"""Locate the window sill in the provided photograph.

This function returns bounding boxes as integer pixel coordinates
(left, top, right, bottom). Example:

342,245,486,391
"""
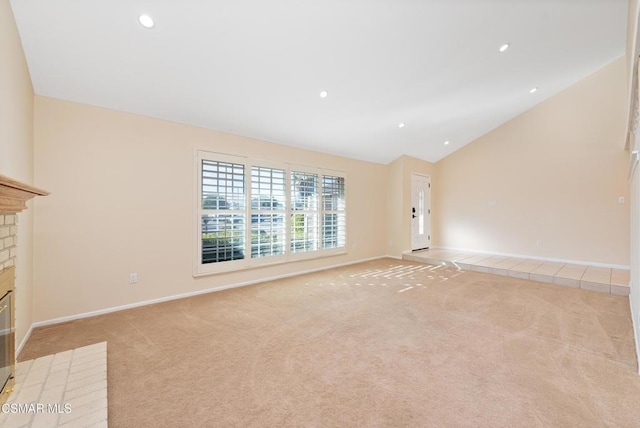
193,249,347,277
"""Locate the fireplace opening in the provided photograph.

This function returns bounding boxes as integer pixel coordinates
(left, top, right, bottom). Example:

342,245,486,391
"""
0,267,14,404
0,290,12,393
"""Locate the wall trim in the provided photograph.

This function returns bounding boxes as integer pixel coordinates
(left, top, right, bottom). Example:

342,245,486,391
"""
428,246,630,270
16,323,33,358
32,255,389,329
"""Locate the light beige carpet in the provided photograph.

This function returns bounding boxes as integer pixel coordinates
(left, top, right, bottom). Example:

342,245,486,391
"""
20,258,640,427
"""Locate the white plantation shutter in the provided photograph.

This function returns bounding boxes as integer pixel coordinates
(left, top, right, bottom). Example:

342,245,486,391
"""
290,172,319,253
250,167,287,258
196,151,347,275
322,175,346,249
201,160,246,264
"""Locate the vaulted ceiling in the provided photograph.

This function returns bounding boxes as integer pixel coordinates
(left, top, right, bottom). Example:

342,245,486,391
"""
11,0,628,164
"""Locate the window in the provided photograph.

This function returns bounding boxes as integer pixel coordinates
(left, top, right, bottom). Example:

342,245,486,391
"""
251,167,286,258
201,160,245,264
196,151,346,275
290,172,318,253
322,175,345,249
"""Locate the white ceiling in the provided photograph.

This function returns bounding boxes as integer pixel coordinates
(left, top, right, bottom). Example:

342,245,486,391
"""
11,0,628,164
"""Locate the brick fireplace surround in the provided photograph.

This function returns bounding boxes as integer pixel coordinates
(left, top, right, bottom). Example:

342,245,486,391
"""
0,213,18,272
0,174,48,405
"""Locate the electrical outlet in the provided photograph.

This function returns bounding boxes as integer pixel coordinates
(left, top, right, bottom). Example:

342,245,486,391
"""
129,273,138,284
536,240,542,247
618,197,625,204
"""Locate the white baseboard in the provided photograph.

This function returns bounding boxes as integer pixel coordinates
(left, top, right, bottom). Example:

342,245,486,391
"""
428,246,630,270
32,255,388,329
16,323,33,358
385,254,402,260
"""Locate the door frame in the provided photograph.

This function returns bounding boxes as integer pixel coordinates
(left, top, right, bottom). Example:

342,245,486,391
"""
410,173,431,251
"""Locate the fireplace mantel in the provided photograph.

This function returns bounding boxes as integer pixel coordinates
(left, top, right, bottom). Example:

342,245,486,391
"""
0,173,49,213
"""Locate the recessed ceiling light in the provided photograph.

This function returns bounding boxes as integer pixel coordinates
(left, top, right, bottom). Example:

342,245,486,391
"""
499,43,510,53
530,87,538,94
398,122,405,128
139,15,154,29
444,140,450,145
319,90,328,98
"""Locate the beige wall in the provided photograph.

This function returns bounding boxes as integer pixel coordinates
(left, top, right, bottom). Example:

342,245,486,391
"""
0,0,35,351
32,96,389,322
434,57,629,266
386,157,403,256
386,155,435,257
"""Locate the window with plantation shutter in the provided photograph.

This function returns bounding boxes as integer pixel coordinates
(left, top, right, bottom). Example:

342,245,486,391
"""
251,166,286,258
196,151,346,276
201,160,245,264
322,175,346,249
290,172,319,253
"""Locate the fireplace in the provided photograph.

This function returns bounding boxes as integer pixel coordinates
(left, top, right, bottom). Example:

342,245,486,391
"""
0,174,48,404
0,267,14,404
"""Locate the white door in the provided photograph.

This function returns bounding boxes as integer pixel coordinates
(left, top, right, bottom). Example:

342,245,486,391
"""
411,173,431,250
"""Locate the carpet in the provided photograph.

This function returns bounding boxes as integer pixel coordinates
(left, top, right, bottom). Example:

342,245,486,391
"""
19,259,640,427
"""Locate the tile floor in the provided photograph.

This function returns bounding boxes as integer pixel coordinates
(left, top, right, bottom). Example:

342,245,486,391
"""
404,249,630,296
0,342,108,428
